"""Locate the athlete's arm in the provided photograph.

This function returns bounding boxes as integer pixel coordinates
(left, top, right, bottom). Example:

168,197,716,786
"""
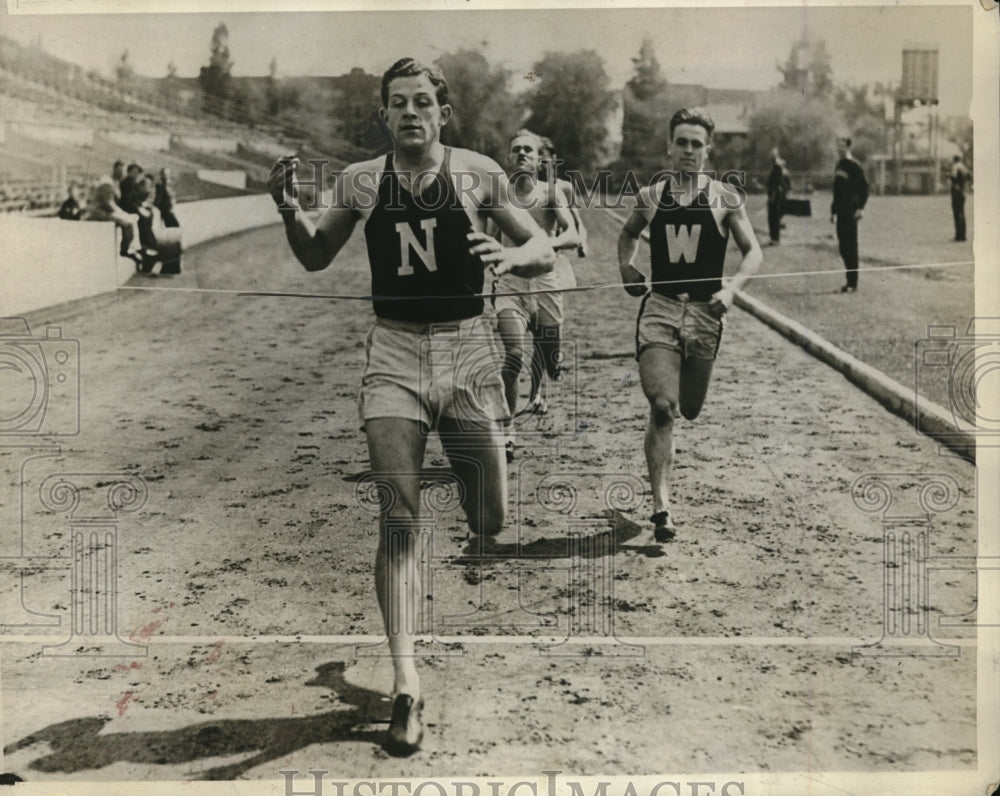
710,193,763,318
559,179,588,256
268,156,359,272
484,217,503,243
854,162,869,221
617,190,649,297
548,195,580,252
570,206,588,256
467,157,554,278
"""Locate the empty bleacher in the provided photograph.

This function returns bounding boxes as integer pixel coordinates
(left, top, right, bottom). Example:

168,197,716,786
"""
0,34,355,214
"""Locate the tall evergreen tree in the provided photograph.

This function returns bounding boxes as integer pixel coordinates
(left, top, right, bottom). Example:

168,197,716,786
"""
619,39,669,178
199,23,234,115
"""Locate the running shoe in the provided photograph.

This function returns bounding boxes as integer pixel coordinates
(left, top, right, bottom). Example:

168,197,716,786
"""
382,694,424,757
651,510,677,543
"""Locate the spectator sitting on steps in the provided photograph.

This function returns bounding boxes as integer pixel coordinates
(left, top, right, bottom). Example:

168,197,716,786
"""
118,163,144,215
83,176,141,263
134,174,183,277
57,183,85,220
154,168,179,228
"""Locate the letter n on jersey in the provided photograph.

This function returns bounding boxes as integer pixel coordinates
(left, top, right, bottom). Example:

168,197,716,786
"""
397,218,438,275
666,224,701,263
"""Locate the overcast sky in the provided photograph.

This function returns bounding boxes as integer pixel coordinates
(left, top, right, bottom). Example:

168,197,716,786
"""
0,4,974,115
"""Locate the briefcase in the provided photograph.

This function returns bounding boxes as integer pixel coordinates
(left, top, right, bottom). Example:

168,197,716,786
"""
783,197,812,217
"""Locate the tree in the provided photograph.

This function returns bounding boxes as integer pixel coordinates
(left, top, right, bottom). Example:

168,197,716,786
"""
808,39,834,97
199,23,234,114
434,49,517,162
627,39,665,102
265,58,280,117
619,39,669,180
264,56,300,119
115,49,135,84
231,79,261,127
834,83,887,163
522,50,617,174
160,59,181,109
941,115,973,166
779,37,833,98
334,67,382,147
748,89,841,174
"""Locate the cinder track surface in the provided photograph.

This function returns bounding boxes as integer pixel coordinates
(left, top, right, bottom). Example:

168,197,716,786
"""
0,208,977,780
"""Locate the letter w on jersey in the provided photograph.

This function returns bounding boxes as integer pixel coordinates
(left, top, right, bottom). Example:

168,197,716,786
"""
397,218,438,275
665,224,701,263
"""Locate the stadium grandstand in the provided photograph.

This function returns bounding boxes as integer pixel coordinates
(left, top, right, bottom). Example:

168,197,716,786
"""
0,35,366,214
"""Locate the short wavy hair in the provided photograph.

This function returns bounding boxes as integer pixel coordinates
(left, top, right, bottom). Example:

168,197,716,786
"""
669,107,716,140
380,58,449,107
509,128,543,149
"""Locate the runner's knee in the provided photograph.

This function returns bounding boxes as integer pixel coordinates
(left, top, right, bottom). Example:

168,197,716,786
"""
502,344,527,371
648,395,679,426
369,477,421,527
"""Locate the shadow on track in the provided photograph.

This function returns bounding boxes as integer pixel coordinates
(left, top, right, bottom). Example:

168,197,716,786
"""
3,661,386,781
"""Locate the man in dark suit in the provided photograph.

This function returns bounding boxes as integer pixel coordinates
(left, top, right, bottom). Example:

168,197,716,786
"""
949,155,971,242
830,136,869,293
766,149,791,244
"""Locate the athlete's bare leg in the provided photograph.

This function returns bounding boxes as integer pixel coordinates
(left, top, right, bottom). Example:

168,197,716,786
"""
638,347,683,516
639,347,716,539
528,327,545,403
496,310,532,456
438,416,507,550
365,417,427,702
536,323,561,381
678,356,715,420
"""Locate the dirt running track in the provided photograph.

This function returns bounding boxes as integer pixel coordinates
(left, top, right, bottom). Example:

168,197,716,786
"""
0,207,978,781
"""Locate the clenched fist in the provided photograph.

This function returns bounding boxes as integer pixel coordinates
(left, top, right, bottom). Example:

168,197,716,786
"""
268,156,300,213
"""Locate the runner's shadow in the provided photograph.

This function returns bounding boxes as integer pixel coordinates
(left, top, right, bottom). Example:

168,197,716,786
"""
344,471,665,559
466,509,665,560
3,661,387,781
343,468,456,484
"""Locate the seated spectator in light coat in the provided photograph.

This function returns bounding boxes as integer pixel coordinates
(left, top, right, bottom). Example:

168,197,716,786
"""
84,176,141,260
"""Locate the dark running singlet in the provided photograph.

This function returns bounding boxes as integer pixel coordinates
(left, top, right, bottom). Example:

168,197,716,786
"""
364,148,484,323
648,183,729,301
